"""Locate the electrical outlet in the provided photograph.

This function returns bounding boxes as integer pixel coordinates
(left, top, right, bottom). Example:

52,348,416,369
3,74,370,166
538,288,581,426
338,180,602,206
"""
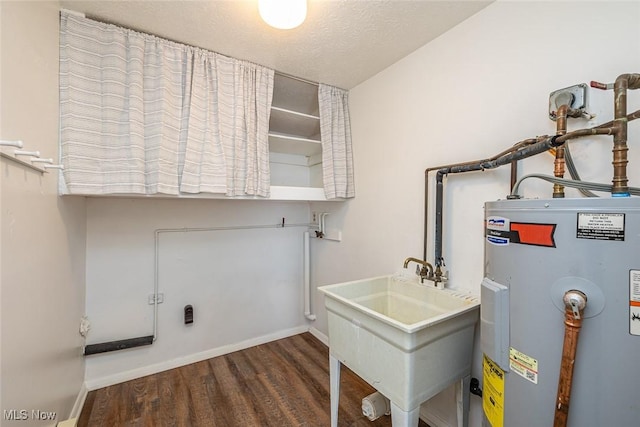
148,293,164,305
312,211,318,224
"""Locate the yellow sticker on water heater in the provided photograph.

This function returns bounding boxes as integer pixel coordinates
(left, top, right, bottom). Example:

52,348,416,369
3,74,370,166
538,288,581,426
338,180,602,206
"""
483,354,504,427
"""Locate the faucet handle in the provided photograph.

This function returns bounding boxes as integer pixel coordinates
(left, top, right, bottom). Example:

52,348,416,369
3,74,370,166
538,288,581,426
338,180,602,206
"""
415,265,421,276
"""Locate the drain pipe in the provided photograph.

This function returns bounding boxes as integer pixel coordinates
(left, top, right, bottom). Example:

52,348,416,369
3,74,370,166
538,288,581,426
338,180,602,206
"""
303,231,316,321
554,290,587,427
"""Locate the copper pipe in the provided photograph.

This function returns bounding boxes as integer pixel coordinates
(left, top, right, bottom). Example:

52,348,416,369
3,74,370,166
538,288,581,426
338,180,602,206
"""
553,108,640,144
612,75,630,195
554,127,615,143
554,290,587,427
553,105,568,198
592,108,640,130
592,74,640,196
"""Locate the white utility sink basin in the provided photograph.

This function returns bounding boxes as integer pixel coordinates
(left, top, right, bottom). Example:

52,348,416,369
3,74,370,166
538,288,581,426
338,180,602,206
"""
319,273,479,427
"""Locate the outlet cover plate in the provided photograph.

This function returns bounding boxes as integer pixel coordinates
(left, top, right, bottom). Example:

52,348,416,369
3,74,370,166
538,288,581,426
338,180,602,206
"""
549,83,587,120
148,293,164,304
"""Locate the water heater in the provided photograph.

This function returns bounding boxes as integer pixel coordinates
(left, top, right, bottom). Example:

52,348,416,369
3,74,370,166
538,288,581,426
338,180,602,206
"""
481,197,640,426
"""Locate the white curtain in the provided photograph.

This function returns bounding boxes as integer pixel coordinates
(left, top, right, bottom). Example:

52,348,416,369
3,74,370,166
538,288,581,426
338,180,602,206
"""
60,12,273,196
319,84,355,199
181,53,273,196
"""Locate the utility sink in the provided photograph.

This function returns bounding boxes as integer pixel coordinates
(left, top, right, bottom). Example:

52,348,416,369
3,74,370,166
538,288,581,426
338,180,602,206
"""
319,273,479,427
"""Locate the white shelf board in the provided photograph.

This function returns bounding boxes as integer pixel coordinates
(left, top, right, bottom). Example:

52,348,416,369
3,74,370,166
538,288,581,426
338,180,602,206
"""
269,133,321,156
269,185,328,201
269,107,320,139
75,186,336,202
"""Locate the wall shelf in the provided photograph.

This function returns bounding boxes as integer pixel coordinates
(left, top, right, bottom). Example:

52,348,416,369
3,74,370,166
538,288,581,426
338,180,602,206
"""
77,186,335,202
268,132,321,156
269,107,320,139
267,73,324,197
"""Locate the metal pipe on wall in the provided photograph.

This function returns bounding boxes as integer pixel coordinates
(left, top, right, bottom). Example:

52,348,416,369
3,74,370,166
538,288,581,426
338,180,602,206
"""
553,105,569,198
510,160,518,192
84,221,313,356
434,172,444,269
612,75,630,196
426,136,561,269
422,138,539,261
303,231,316,321
152,222,313,341
422,74,640,275
591,73,640,196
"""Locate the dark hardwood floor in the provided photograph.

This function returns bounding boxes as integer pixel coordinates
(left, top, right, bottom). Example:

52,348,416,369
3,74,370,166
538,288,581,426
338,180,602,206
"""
78,333,430,426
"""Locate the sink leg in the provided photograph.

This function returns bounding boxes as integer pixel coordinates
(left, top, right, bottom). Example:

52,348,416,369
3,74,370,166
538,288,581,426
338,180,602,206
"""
390,402,420,427
329,354,341,427
456,375,471,427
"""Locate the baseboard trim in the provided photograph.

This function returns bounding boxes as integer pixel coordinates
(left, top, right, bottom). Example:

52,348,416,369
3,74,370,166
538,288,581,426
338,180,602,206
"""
70,382,87,419
57,418,77,427
81,325,449,427
308,326,328,346
85,325,309,390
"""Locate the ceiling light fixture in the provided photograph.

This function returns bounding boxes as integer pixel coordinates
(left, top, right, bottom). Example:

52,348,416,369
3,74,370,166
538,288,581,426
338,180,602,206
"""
258,0,307,30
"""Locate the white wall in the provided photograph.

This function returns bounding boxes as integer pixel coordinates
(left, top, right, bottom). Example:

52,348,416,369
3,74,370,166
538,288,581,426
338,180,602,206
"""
84,198,312,387
312,1,640,426
1,1,87,424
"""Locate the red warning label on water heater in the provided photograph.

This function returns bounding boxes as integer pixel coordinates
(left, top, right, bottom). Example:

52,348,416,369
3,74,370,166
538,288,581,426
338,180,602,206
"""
486,217,556,248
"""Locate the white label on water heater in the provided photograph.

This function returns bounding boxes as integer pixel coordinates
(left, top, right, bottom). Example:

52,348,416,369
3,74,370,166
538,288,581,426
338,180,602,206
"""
486,216,511,246
630,270,640,336
577,213,625,241
509,347,538,384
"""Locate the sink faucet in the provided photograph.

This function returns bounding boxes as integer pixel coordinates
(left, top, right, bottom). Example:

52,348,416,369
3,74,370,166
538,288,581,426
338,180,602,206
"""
403,257,435,284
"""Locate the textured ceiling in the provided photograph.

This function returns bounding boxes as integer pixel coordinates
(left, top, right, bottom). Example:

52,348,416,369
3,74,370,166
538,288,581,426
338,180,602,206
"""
59,0,493,89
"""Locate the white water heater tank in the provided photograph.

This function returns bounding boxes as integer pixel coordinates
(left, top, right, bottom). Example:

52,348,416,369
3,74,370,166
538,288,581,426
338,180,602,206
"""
481,197,640,427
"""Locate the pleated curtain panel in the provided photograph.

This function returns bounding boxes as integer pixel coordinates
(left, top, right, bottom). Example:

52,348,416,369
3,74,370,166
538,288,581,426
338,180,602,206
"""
319,84,355,199
59,11,354,199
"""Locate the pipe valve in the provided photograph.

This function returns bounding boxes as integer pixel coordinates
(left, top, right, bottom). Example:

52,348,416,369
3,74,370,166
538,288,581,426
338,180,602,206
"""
563,290,587,320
